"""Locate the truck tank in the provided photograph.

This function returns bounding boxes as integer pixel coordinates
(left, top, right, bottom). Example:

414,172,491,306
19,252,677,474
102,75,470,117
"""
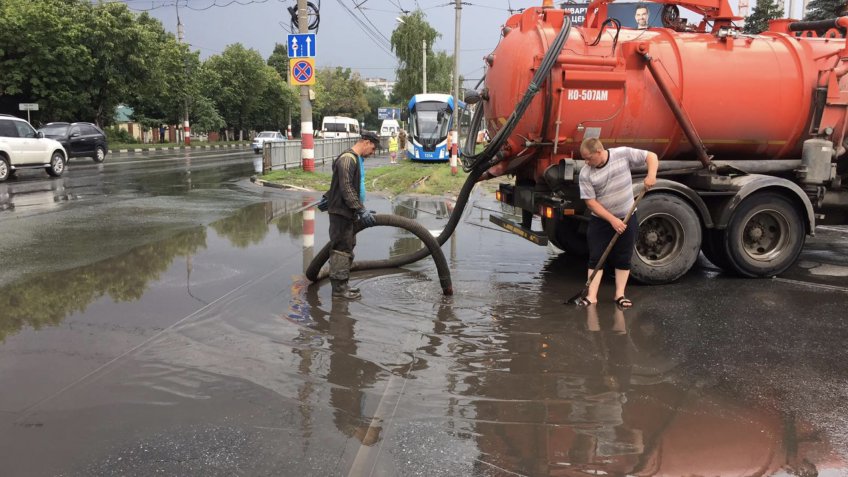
476,1,848,284
483,6,848,182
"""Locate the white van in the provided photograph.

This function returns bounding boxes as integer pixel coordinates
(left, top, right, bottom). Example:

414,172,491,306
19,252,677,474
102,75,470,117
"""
379,119,400,138
320,116,359,139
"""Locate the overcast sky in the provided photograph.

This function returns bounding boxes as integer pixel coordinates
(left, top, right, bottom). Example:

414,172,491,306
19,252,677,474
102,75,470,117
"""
120,0,541,88
121,0,786,89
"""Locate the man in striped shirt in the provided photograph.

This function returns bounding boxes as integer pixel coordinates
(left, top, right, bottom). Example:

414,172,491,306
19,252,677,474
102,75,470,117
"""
578,138,658,308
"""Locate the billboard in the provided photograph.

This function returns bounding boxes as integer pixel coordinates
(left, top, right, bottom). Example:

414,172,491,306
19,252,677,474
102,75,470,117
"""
559,2,666,29
377,107,401,120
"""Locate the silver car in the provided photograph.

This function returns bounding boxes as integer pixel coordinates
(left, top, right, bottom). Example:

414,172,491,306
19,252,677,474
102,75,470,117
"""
251,131,286,154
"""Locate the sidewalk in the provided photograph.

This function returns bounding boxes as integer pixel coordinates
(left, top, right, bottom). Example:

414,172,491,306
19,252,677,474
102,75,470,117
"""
109,143,250,155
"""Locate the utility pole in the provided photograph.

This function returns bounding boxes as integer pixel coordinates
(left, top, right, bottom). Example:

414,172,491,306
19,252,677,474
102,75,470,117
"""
298,0,315,171
422,39,427,94
176,4,190,145
450,0,462,175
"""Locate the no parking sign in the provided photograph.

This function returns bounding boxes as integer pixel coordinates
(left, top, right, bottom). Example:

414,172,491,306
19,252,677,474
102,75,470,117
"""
289,58,315,86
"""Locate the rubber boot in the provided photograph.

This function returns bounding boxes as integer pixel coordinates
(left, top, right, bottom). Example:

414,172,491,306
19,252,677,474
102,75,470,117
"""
347,253,360,294
329,250,361,299
331,279,361,300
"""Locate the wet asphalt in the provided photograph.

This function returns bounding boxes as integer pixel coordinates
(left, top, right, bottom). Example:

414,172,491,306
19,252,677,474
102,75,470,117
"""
1,148,847,476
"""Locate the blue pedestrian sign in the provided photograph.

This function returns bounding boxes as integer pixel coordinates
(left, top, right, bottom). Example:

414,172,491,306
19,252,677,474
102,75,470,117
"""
288,34,316,58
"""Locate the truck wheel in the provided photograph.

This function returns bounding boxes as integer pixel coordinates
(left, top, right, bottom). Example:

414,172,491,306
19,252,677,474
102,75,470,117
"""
632,193,702,284
544,216,589,256
722,192,805,277
46,151,66,177
701,228,733,272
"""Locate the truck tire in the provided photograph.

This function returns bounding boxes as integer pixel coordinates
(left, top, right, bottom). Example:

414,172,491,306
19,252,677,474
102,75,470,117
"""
631,193,702,284
722,192,805,277
701,228,733,272
544,216,589,256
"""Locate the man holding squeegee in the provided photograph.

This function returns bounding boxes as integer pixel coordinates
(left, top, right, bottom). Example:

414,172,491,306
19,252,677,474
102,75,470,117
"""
577,138,658,308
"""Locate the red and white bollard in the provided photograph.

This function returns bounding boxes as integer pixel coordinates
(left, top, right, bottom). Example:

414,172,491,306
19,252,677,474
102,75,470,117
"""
449,130,458,176
184,120,191,146
301,120,314,172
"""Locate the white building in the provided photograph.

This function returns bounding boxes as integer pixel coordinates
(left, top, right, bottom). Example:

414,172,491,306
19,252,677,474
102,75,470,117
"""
364,77,395,99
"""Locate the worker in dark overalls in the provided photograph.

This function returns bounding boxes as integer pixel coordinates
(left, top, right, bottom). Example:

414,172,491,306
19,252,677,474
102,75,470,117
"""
325,130,381,299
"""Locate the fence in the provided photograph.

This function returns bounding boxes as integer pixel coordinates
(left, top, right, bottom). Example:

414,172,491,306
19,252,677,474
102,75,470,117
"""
263,137,359,172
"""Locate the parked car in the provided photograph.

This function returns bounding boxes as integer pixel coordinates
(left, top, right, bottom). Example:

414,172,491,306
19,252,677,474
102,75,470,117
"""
251,131,286,154
0,114,67,182
38,122,108,163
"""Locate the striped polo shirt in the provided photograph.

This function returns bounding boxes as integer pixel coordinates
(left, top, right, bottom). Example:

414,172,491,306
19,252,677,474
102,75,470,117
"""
579,147,647,218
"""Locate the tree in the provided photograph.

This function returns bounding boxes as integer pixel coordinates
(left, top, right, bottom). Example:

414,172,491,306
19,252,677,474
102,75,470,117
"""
0,0,96,122
267,43,290,82
391,10,454,101
804,0,847,21
202,44,269,139
363,86,389,129
744,0,785,33
0,0,189,126
313,67,369,124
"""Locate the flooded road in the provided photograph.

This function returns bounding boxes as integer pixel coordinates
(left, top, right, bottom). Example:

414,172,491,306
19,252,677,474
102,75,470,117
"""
1,150,847,476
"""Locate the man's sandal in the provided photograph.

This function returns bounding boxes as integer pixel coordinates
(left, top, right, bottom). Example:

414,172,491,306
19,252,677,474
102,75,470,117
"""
615,296,633,308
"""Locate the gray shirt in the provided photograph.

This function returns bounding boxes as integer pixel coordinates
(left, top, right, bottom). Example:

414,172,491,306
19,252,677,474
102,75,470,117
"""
579,147,648,218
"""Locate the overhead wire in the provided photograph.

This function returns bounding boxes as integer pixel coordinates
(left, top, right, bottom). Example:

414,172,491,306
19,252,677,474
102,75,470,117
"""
333,0,396,57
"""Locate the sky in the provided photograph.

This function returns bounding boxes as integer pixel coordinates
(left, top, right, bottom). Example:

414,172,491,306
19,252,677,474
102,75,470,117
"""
119,0,797,89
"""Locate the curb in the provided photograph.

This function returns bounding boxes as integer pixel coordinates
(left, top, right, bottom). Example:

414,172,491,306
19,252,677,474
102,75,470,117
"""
250,176,313,191
109,144,249,154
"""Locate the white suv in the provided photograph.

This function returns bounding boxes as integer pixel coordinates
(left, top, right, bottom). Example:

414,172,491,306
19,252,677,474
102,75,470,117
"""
0,114,68,182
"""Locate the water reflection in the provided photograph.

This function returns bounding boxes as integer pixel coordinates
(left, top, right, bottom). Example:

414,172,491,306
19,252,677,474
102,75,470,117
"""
460,301,842,475
389,196,455,257
0,178,72,211
0,227,207,342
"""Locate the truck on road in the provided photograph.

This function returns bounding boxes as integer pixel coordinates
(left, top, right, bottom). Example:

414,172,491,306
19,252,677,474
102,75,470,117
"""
473,0,848,284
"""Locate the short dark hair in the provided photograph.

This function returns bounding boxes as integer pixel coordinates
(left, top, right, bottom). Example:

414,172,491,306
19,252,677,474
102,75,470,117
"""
635,3,648,13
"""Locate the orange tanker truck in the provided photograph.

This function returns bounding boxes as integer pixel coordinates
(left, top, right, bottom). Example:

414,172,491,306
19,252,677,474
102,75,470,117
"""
466,0,848,284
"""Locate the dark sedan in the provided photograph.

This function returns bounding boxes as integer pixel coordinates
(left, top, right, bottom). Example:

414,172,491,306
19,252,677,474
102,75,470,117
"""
39,122,108,163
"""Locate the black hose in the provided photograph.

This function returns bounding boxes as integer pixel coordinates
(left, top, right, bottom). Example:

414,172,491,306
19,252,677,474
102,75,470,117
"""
788,18,844,32
306,14,573,287
305,214,453,295
463,16,573,171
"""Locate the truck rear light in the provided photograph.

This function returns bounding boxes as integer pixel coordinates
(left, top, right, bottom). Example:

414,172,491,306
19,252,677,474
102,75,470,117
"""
563,208,575,215
495,190,503,202
543,206,554,219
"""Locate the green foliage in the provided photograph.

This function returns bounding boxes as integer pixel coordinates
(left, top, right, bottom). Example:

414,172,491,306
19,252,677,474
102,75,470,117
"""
267,43,289,82
363,86,390,129
201,44,293,138
391,11,454,100
313,67,369,125
103,126,138,144
803,0,846,21
744,0,785,33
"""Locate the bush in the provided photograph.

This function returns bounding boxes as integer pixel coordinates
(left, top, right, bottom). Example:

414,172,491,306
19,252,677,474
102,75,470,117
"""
103,126,138,144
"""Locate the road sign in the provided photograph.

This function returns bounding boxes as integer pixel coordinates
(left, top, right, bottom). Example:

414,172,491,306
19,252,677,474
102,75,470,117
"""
18,103,39,111
289,58,315,86
287,34,316,58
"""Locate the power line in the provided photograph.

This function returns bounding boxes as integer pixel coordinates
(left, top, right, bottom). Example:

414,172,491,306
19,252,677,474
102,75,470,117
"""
333,0,396,57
